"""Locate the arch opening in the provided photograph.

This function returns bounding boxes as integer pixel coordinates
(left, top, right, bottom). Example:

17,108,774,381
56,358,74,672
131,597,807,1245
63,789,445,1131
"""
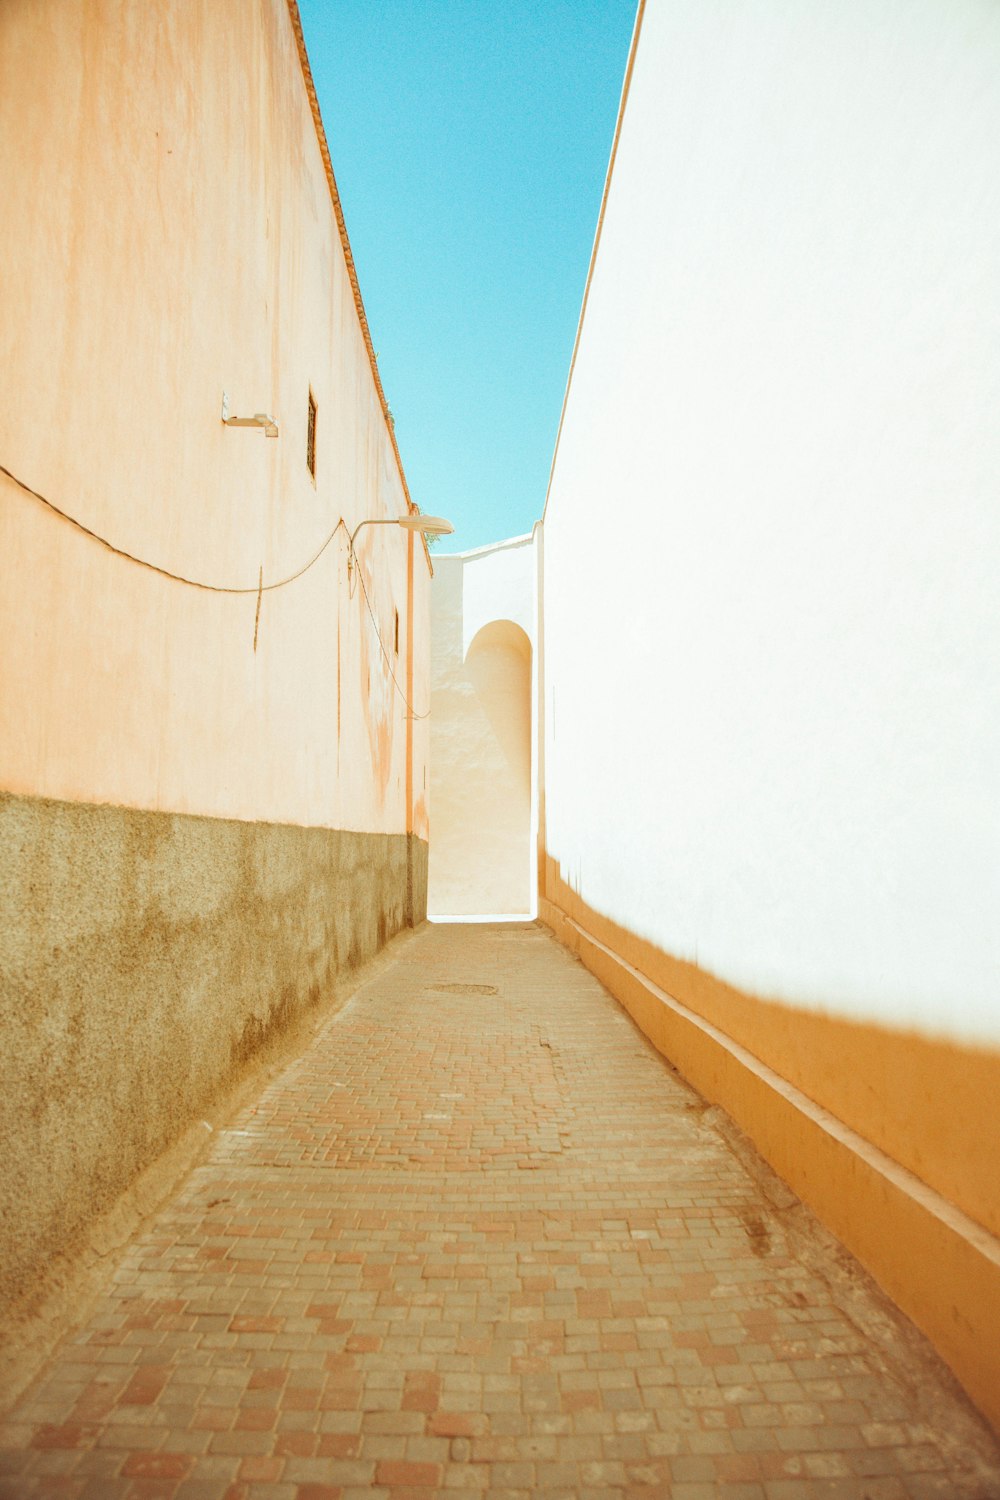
429,617,533,917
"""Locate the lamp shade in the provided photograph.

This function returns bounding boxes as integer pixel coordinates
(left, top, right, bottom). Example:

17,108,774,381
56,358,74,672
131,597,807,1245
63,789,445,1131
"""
398,515,454,536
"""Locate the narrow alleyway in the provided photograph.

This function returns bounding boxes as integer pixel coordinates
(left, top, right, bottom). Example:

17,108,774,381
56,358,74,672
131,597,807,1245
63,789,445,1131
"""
2,922,998,1500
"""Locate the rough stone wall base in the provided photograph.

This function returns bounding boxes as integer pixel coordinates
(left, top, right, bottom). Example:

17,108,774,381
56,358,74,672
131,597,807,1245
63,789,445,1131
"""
0,790,428,1316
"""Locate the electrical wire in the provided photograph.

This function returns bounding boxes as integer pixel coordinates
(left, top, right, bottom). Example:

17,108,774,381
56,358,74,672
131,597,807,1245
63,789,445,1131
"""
354,558,430,720
0,459,347,594
2,456,430,718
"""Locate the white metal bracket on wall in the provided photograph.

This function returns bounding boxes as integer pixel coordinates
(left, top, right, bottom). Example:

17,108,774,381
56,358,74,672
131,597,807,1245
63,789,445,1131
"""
221,390,278,438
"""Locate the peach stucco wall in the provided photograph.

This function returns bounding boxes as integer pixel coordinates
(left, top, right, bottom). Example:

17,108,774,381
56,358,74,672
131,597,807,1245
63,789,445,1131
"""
0,0,430,838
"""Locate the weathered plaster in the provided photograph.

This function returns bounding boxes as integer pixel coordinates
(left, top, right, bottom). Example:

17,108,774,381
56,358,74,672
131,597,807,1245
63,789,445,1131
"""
0,0,431,835
0,789,427,1316
0,0,433,1315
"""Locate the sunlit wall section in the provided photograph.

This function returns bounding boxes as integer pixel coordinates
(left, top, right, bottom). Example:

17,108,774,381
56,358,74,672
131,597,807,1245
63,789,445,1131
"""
539,0,1000,1429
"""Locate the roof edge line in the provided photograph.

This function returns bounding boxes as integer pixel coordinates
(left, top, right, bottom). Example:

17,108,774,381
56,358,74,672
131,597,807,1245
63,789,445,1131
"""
438,531,536,560
285,1,433,574
538,0,647,532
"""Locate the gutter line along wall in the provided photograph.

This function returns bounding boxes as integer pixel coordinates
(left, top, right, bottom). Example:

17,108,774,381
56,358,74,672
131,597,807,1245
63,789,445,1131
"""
0,0,430,1319
539,0,1000,1431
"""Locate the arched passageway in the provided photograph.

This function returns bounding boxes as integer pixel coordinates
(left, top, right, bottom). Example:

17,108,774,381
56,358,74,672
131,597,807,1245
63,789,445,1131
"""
429,617,532,916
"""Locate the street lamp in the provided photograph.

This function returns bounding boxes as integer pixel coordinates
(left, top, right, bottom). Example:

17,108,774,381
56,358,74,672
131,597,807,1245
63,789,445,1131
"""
347,513,453,581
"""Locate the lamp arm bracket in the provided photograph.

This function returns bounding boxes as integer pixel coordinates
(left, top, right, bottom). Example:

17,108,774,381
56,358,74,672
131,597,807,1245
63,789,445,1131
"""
348,517,399,553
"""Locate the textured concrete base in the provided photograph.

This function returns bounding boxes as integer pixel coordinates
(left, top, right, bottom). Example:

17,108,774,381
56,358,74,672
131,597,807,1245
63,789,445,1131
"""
0,789,427,1317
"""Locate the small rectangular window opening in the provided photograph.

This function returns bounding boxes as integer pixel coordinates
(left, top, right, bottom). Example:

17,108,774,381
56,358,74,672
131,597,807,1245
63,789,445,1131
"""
394,608,400,655
306,390,317,478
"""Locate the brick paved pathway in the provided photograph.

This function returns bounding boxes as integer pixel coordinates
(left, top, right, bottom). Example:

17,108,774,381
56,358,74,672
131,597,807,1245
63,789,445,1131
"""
2,922,999,1499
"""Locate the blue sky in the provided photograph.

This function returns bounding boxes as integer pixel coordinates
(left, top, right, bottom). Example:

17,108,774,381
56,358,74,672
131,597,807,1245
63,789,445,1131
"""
297,0,637,552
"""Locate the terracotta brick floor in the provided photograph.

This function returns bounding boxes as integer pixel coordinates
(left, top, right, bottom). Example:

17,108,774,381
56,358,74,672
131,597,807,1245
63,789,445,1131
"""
2,921,999,1499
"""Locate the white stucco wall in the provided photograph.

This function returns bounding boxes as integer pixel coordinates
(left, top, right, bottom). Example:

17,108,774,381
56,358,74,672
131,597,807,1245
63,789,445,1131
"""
459,538,536,662
429,536,538,916
542,0,1000,1044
